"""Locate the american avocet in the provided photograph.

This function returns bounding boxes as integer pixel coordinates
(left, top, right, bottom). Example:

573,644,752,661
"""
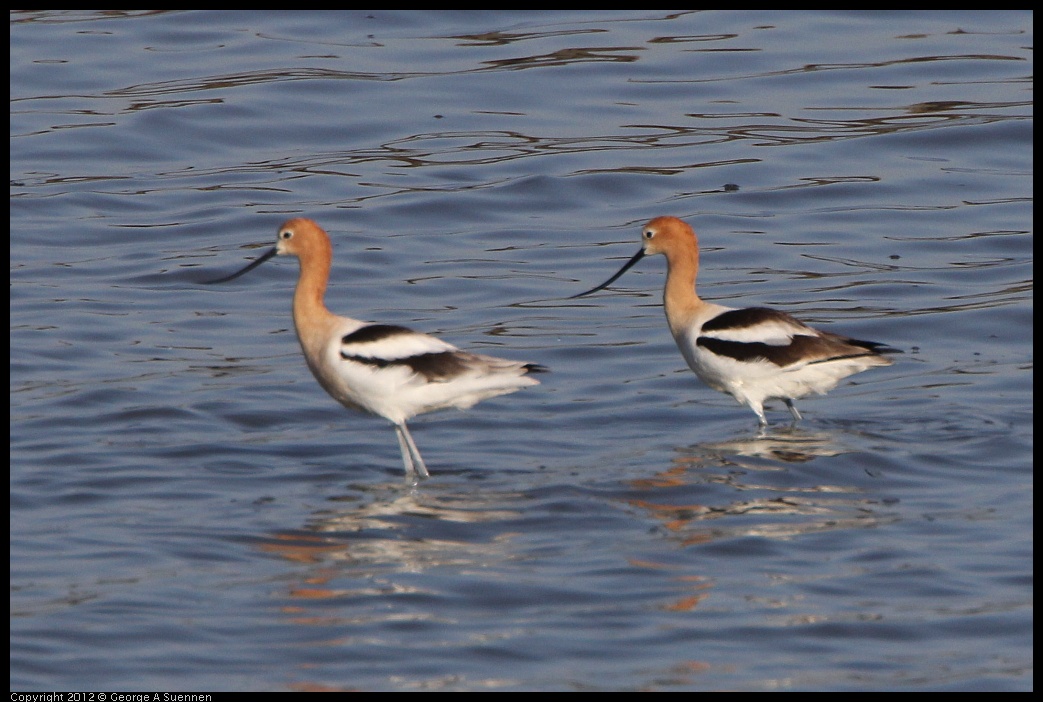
572,216,899,425
207,218,546,478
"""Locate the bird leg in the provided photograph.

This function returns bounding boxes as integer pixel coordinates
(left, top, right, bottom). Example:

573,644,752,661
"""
395,423,430,479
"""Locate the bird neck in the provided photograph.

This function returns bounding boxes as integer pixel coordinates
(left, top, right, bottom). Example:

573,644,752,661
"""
291,251,338,344
662,248,703,336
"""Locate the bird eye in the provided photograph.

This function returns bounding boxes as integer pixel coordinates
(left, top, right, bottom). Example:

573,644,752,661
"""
643,229,654,239
280,229,293,240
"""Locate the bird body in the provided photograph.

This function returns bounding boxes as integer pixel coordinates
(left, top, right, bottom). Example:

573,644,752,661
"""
573,216,898,424
208,218,544,477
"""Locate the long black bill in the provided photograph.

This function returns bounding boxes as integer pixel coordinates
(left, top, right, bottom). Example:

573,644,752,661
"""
202,247,278,284
569,248,645,298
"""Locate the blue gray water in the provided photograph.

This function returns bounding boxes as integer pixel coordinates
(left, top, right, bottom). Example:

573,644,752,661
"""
11,10,1032,691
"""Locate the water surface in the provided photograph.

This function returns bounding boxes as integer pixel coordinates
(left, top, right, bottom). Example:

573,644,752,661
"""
10,10,1032,691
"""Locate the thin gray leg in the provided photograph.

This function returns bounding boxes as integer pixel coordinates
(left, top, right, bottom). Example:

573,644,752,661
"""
395,423,430,478
784,399,802,422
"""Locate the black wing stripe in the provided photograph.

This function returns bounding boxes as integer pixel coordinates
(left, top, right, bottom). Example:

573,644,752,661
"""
698,335,884,368
341,324,415,345
341,350,468,381
702,307,807,333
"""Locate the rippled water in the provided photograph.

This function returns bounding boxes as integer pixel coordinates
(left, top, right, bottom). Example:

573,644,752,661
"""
11,10,1032,691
